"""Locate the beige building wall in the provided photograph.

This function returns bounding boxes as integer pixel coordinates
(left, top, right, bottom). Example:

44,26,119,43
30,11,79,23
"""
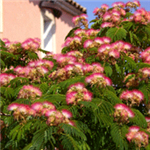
2,0,41,42
0,0,76,54
55,10,75,53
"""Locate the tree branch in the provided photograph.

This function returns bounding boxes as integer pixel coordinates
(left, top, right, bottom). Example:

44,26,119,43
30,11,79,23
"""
0,112,12,116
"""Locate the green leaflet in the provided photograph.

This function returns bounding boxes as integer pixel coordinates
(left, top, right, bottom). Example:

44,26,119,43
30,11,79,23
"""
58,76,85,90
124,56,137,71
41,94,66,102
39,83,49,94
26,51,38,60
130,109,147,128
13,98,31,105
96,27,110,37
46,76,85,94
23,143,33,150
3,87,15,99
104,63,112,77
111,123,128,150
137,62,150,70
31,127,47,150
61,123,87,140
44,126,55,144
0,38,5,46
95,113,113,126
115,63,121,74
139,84,149,103
0,58,5,68
9,77,29,88
106,27,127,42
124,12,133,19
60,134,79,150
65,27,79,40
104,90,122,105
122,21,135,31
91,18,103,29
146,144,150,150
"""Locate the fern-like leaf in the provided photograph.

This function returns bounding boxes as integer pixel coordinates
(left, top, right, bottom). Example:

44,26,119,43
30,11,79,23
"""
9,77,29,88
31,127,47,150
139,84,149,103
104,63,112,77
130,109,147,128
106,27,127,42
60,134,79,150
65,27,79,40
104,90,122,105
111,123,128,150
60,123,87,140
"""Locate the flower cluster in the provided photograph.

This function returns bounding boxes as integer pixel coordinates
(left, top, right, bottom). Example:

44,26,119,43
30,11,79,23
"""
85,73,112,88
130,8,150,24
0,73,16,86
97,40,140,64
49,53,104,82
21,38,41,51
145,117,150,132
138,67,150,81
45,109,74,126
93,1,144,28
120,89,144,106
14,59,53,82
62,29,141,65
93,2,126,28
126,0,141,8
62,36,82,50
2,39,20,54
53,54,77,67
7,102,74,126
28,59,54,69
124,67,150,87
66,83,93,105
83,36,111,49
72,14,88,28
141,47,150,64
114,103,135,124
123,73,139,88
2,38,41,54
74,28,100,38
126,126,149,148
18,85,42,100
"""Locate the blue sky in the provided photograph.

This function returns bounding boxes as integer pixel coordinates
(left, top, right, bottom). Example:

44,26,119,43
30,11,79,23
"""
75,0,150,26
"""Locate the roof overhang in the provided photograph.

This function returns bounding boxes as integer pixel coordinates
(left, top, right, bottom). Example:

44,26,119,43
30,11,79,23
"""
39,0,86,18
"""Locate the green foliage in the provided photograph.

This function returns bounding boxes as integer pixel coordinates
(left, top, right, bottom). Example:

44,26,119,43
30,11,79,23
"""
91,18,103,29
65,27,79,40
104,63,113,77
106,27,127,42
1,1,150,150
111,124,128,150
104,90,122,105
130,109,147,128
96,27,110,37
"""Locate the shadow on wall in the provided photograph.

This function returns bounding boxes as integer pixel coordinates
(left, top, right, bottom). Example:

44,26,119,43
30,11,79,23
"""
29,0,75,28
29,0,40,6
58,9,75,28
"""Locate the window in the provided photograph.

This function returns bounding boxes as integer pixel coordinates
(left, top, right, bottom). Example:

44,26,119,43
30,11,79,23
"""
41,9,56,56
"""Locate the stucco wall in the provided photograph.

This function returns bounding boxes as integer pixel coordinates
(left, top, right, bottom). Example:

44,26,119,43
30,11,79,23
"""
1,0,76,54
55,9,75,54
2,0,41,42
